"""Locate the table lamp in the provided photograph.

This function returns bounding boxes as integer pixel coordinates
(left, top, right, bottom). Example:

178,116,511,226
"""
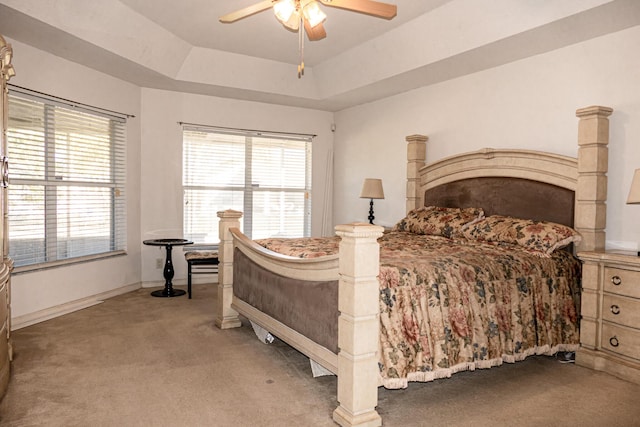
360,178,384,224
626,168,640,255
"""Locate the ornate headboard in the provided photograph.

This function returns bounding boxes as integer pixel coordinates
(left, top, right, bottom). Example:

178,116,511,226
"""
405,105,613,252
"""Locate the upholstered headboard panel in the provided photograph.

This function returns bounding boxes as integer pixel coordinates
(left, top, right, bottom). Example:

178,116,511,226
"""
424,176,575,227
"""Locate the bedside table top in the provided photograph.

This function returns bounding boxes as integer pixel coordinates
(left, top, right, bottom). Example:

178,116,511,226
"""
578,250,640,267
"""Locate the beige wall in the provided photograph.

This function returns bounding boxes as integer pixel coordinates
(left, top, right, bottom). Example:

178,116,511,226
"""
6,39,335,321
139,88,334,284
7,39,142,321
332,25,640,251
7,23,640,322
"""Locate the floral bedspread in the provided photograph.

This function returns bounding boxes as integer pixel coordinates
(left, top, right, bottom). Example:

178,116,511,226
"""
255,231,581,389
256,236,339,258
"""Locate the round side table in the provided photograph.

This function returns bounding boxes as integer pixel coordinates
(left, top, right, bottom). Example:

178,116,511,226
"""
143,238,193,297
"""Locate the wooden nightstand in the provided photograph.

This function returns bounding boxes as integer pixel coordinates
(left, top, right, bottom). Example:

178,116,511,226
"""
577,251,640,384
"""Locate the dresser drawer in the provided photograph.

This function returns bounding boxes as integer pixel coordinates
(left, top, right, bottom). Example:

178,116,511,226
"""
602,294,640,328
603,267,640,299
601,323,640,361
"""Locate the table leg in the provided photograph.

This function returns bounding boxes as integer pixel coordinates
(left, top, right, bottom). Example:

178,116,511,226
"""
151,244,186,297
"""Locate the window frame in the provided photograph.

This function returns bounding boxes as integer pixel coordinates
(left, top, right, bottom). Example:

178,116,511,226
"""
182,124,313,248
7,87,127,272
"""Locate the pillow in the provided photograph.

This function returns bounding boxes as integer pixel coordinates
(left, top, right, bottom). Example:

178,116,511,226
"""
393,206,485,238
462,215,581,256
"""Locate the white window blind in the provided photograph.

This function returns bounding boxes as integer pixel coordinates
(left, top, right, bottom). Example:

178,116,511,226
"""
7,91,127,268
183,125,312,245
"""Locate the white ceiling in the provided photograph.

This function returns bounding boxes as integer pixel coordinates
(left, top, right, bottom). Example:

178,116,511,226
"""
118,0,447,65
1,0,639,111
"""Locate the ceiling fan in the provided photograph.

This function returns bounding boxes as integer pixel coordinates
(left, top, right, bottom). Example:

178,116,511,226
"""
219,0,398,77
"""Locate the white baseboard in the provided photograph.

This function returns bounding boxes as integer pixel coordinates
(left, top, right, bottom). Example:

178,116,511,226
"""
141,280,168,288
141,275,218,288
11,283,141,331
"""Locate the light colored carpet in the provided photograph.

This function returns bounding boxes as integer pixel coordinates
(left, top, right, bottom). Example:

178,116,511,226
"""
1,283,639,427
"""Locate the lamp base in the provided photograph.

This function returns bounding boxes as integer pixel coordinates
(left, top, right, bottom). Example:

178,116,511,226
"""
368,199,375,224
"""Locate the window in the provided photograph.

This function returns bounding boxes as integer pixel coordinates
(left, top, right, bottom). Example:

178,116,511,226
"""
182,125,312,245
7,89,127,268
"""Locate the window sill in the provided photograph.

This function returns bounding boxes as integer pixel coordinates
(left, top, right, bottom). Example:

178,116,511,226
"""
11,250,127,275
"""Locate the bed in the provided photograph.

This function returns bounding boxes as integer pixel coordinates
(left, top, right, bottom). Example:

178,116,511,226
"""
215,105,613,427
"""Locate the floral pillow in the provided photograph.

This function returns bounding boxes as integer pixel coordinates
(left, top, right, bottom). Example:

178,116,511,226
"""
462,215,581,256
393,206,485,238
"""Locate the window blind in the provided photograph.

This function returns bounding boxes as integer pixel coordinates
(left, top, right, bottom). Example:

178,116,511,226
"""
7,92,127,268
182,125,312,245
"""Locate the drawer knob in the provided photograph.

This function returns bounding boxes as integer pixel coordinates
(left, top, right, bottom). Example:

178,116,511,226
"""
610,305,621,315
609,336,620,348
611,275,622,286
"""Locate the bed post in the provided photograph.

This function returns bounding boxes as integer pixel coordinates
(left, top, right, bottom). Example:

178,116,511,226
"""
333,223,384,427
575,106,613,252
406,134,428,214
215,210,243,329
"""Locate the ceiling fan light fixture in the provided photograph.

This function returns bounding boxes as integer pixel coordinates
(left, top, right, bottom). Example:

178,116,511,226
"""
281,13,300,31
274,0,297,24
220,0,398,77
302,1,326,28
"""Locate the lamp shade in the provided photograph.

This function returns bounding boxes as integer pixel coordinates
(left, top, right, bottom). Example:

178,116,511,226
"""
627,169,640,204
360,178,384,199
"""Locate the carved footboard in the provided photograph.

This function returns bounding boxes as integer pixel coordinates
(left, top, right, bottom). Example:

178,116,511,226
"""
217,210,384,427
233,248,340,355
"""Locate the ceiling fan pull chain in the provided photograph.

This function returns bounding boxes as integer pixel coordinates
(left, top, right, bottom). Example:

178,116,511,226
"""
298,14,305,78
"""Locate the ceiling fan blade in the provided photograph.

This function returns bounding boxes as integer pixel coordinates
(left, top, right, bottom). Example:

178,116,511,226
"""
219,0,276,23
318,0,397,19
304,20,327,41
